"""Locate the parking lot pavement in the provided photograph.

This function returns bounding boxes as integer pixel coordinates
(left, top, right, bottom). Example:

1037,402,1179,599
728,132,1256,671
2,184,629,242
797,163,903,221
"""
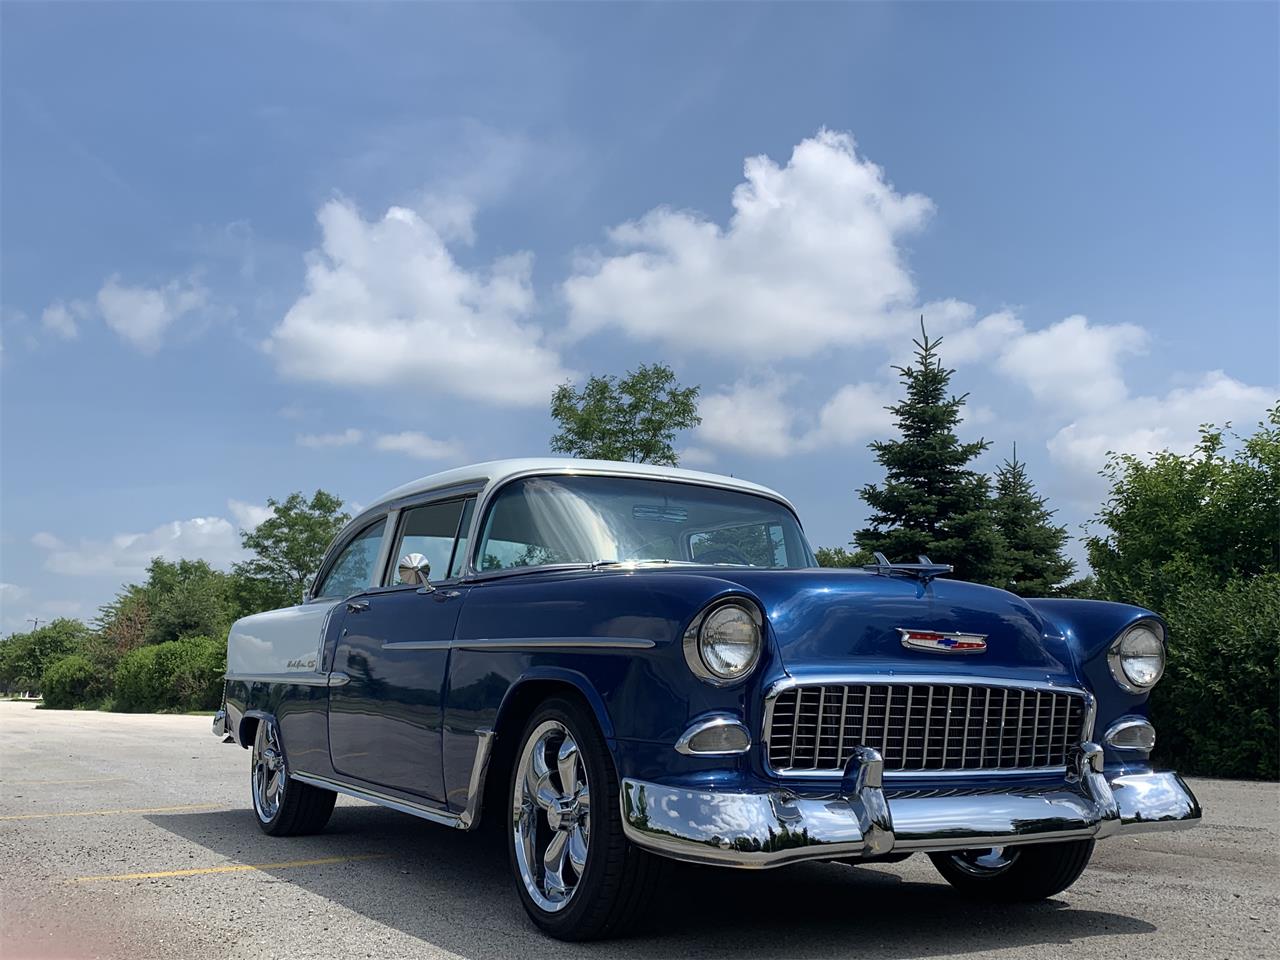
1,701,1275,960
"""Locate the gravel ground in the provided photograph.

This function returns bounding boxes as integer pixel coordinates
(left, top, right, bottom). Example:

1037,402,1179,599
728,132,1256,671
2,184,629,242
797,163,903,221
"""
0,699,1275,960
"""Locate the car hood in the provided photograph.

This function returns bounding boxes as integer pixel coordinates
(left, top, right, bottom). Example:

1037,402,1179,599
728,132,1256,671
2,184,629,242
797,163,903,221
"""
711,569,1077,682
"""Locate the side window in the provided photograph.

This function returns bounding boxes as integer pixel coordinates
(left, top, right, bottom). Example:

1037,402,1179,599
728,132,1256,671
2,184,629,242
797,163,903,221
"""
391,499,466,585
314,520,386,599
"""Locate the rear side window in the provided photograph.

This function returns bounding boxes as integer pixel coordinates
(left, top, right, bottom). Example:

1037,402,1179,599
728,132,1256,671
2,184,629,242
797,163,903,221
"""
390,499,468,584
314,520,386,599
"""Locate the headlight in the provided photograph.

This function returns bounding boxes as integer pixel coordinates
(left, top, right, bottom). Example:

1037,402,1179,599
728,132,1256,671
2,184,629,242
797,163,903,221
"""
1108,621,1166,692
683,601,762,685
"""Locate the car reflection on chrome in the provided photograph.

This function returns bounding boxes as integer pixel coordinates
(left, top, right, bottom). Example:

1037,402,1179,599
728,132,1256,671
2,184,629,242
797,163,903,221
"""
213,458,1200,940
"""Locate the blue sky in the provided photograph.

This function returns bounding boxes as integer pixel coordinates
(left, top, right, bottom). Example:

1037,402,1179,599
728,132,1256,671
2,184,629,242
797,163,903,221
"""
2,1,1277,633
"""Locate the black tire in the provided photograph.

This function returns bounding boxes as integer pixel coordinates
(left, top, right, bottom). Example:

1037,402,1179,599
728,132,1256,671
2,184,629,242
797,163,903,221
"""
929,839,1095,901
251,718,336,837
507,696,664,941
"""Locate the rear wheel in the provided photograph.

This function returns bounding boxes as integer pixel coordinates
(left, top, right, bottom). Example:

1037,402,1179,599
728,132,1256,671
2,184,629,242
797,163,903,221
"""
929,839,1095,901
507,697,662,940
251,718,335,836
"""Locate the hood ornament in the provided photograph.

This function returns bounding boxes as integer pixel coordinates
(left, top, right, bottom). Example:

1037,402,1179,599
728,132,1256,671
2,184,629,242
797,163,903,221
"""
898,628,988,654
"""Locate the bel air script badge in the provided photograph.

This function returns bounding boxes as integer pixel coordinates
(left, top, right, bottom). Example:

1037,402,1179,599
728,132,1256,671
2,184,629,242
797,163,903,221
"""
898,628,988,654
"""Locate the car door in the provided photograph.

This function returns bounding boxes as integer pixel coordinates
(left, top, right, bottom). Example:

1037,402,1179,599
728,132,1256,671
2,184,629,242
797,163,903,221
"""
326,496,475,801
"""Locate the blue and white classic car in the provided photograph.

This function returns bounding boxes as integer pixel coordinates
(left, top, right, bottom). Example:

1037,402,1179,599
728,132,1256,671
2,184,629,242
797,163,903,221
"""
214,458,1200,940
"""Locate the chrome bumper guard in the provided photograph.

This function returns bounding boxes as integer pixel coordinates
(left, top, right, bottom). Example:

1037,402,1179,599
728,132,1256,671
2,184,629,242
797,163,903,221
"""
620,742,1201,869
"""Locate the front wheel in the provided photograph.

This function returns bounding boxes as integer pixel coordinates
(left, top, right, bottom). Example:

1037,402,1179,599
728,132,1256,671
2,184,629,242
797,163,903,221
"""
507,697,663,940
929,839,1095,901
251,718,335,836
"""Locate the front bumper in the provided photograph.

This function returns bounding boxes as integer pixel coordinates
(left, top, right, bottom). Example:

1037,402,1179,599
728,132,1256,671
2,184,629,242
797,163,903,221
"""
620,743,1200,869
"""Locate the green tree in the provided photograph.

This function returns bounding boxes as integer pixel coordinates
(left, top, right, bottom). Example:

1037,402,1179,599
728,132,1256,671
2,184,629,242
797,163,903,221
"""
42,655,102,709
550,363,701,465
815,546,873,568
233,491,350,607
0,619,90,695
855,322,1001,582
989,446,1077,595
143,558,238,645
1085,406,1279,779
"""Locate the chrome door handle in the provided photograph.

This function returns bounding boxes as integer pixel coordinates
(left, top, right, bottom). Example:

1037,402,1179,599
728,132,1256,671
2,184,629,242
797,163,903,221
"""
346,599,370,613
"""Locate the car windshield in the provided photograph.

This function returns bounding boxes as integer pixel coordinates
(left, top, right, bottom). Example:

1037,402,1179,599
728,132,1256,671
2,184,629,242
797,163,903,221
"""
474,475,815,572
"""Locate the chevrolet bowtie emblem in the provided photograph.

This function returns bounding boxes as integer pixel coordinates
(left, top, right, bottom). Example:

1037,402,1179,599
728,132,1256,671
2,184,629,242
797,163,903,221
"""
898,628,988,654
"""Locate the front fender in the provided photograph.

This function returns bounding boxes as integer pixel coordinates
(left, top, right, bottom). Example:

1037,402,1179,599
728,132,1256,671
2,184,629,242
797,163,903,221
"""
1028,598,1166,766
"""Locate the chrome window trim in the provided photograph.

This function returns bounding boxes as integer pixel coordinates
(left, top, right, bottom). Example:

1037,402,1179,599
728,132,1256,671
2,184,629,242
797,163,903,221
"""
674,714,752,756
761,674,1095,780
463,467,812,579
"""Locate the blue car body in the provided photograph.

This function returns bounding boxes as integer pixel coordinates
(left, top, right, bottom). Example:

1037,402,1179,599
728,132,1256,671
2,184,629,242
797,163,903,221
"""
217,458,1199,869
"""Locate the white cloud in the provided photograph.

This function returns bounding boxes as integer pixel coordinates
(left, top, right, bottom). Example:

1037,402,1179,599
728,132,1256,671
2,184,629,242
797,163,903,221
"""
1047,371,1275,474
97,274,209,353
40,300,89,340
564,129,934,359
997,314,1148,412
296,428,363,449
697,377,895,458
0,583,31,605
677,446,717,467
265,198,571,406
32,516,245,577
697,379,801,457
374,431,463,461
227,499,274,531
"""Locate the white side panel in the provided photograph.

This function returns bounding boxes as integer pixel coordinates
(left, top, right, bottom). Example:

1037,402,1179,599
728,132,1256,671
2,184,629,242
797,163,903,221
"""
226,601,341,676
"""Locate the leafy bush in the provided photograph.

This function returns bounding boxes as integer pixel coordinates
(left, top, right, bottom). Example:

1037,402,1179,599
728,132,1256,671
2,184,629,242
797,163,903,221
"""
114,636,225,712
41,655,103,709
1149,573,1279,779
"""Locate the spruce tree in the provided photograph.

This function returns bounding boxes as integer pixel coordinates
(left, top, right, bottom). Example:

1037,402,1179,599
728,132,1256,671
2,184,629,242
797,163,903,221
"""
855,321,1001,582
990,445,1077,595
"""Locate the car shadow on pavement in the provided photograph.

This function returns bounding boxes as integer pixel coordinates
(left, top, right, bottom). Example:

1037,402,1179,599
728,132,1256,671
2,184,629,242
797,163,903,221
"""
148,804,1156,959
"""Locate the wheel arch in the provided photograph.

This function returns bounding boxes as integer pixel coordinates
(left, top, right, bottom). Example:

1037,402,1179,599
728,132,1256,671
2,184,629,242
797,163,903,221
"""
478,673,615,831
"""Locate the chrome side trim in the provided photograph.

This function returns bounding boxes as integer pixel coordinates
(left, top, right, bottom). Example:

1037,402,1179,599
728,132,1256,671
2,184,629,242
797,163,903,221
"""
224,672,333,687
382,640,452,651
291,772,463,829
762,674,1091,779
674,715,752,756
457,729,495,830
453,637,656,650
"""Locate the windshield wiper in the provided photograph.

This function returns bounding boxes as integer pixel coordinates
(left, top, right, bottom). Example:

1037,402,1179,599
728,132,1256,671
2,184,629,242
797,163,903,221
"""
589,558,700,569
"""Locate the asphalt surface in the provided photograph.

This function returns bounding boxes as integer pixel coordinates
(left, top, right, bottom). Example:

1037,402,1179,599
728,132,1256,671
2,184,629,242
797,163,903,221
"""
0,700,1275,960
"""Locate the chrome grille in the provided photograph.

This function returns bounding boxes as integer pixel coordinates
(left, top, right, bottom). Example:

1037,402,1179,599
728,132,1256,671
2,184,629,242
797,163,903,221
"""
765,682,1086,774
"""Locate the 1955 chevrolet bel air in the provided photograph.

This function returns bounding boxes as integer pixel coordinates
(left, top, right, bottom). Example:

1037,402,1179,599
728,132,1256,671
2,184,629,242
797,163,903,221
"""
214,458,1200,940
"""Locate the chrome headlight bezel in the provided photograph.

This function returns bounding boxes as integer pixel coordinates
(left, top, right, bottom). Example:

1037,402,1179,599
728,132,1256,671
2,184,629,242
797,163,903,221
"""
682,599,763,686
1107,620,1167,693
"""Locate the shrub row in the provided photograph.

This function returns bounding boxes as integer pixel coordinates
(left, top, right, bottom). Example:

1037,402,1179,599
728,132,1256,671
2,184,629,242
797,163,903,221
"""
41,635,225,713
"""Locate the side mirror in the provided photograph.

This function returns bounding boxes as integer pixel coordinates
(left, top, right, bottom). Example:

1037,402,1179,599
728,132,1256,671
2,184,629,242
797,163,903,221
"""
397,553,434,593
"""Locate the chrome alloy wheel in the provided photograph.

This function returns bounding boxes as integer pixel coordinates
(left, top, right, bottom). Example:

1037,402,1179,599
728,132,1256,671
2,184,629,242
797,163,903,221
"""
513,720,591,913
252,720,287,823
947,846,1020,877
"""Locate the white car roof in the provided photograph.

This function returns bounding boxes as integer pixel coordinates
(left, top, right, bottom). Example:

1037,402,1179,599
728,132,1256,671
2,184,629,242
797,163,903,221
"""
363,458,794,515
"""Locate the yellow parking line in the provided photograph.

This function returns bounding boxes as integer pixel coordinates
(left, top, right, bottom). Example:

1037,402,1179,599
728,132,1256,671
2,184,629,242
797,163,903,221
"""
71,854,391,882
0,803,222,821
2,777,127,785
